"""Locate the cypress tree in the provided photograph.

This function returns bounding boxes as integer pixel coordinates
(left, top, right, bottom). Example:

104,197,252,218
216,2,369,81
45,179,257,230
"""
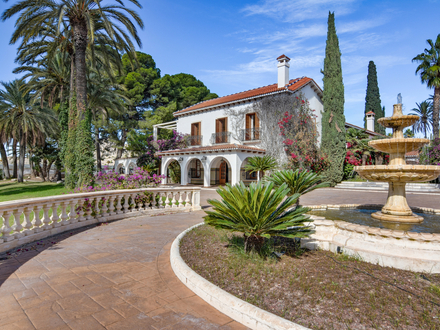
321,12,346,186
364,61,385,134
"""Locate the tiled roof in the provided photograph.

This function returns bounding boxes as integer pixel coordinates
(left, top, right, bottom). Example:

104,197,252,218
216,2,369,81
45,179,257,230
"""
366,111,375,115
345,122,384,137
174,77,319,116
155,144,266,156
277,54,291,61
405,150,419,157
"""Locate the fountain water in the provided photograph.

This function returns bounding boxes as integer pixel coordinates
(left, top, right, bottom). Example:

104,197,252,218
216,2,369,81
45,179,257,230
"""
355,103,440,223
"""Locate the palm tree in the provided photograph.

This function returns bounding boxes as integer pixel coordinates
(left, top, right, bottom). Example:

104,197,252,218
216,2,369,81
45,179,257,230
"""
264,169,330,205
204,181,312,253
244,155,278,181
409,101,433,138
2,0,143,120
412,34,440,139
87,70,129,170
0,80,59,182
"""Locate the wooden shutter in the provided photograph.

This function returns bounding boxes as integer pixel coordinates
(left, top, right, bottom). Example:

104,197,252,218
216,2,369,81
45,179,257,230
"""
255,114,260,139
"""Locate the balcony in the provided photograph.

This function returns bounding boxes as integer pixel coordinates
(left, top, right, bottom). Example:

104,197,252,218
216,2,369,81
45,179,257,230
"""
240,128,261,141
187,135,203,146
211,132,231,144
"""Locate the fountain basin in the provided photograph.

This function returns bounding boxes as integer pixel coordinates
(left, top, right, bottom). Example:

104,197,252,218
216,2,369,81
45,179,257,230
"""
302,204,440,273
377,115,419,129
368,138,429,154
355,165,440,183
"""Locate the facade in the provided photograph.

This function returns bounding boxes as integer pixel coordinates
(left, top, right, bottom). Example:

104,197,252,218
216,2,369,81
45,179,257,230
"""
156,55,324,187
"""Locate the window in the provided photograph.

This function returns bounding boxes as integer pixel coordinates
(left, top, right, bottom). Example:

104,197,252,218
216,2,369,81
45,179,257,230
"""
191,122,201,145
245,113,260,140
215,118,228,143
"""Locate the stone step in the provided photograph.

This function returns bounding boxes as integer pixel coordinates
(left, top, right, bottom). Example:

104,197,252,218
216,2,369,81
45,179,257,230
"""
335,181,440,192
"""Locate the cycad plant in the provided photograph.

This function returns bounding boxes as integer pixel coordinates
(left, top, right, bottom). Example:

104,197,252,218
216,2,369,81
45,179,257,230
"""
204,181,312,253
264,169,330,205
244,155,277,181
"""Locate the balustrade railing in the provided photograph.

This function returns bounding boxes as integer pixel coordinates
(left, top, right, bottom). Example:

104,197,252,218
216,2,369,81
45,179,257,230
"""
211,132,231,144
187,135,203,146
0,187,201,253
240,127,261,141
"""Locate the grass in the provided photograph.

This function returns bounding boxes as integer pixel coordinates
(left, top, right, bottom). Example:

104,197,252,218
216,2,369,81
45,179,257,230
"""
180,225,440,330
0,180,70,203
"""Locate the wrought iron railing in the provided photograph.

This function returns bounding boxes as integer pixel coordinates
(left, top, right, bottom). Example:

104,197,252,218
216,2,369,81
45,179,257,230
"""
240,128,261,141
187,135,203,146
211,132,231,144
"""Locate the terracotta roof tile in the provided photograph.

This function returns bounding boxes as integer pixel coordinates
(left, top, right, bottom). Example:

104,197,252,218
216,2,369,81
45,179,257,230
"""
277,54,291,61
174,77,317,116
405,150,419,157
366,111,375,115
155,144,266,156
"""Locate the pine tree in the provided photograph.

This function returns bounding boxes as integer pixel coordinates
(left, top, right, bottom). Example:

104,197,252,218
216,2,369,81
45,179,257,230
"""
364,61,384,134
321,12,346,186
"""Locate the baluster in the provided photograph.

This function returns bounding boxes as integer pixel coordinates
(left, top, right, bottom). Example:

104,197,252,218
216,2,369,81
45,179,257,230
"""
84,198,93,221
134,193,141,212
171,192,177,208
123,194,130,213
1,210,13,242
184,191,191,208
160,192,166,208
42,204,52,230
191,190,200,209
60,202,69,226
12,208,23,239
107,196,116,215
51,202,61,227
95,197,101,218
178,192,184,208
129,193,136,212
101,196,109,217
116,195,123,214
32,205,43,232
68,200,78,223
77,200,86,222
165,192,171,209
23,207,34,235
151,192,157,209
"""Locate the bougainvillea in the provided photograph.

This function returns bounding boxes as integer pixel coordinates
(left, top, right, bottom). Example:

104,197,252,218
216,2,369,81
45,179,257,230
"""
420,138,440,166
278,98,330,173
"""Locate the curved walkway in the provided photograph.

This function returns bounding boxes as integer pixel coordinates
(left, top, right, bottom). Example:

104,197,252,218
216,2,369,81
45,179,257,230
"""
1,188,439,329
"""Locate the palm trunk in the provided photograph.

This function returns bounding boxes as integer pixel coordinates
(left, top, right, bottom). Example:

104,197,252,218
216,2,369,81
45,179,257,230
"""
95,122,102,171
12,139,17,178
433,86,440,139
47,160,55,181
41,159,47,182
116,129,127,159
73,21,88,120
18,135,26,183
69,53,76,129
0,142,10,179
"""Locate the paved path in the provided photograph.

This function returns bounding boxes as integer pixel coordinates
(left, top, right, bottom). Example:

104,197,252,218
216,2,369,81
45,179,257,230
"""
1,187,440,329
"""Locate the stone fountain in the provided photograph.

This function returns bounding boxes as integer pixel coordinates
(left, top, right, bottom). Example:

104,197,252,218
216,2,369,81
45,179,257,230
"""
355,102,440,223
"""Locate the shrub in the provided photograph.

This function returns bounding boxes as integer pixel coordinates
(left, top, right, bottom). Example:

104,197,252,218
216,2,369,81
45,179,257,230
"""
204,181,312,254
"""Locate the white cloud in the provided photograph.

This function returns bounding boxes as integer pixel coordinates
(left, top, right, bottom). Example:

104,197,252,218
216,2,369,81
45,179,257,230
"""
242,0,357,23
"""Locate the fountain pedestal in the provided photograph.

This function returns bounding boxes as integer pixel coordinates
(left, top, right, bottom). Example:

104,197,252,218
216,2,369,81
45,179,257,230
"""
355,103,440,223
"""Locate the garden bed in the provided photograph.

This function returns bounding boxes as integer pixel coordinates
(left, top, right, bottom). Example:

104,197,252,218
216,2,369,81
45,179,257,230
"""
180,224,440,330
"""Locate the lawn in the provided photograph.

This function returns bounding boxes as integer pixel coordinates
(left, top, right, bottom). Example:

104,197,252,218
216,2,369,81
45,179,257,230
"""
0,181,70,203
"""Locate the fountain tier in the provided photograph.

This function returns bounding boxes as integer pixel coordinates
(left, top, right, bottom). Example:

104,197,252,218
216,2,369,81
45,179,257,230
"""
355,103,440,223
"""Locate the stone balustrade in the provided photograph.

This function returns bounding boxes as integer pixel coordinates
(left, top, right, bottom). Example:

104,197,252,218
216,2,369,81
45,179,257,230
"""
0,187,201,254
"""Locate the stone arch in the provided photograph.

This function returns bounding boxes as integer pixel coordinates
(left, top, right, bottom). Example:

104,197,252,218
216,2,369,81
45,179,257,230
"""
163,158,181,184
184,157,205,185
239,156,258,183
116,164,125,175
209,156,233,185
128,162,136,175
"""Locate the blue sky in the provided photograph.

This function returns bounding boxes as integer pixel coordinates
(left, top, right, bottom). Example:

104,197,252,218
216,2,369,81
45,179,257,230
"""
0,0,439,129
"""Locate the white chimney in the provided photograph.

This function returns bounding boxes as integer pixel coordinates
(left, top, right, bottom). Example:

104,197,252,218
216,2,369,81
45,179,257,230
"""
366,111,375,132
277,54,290,88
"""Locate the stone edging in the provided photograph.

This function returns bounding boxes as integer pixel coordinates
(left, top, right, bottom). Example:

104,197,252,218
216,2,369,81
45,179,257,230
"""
170,223,309,330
